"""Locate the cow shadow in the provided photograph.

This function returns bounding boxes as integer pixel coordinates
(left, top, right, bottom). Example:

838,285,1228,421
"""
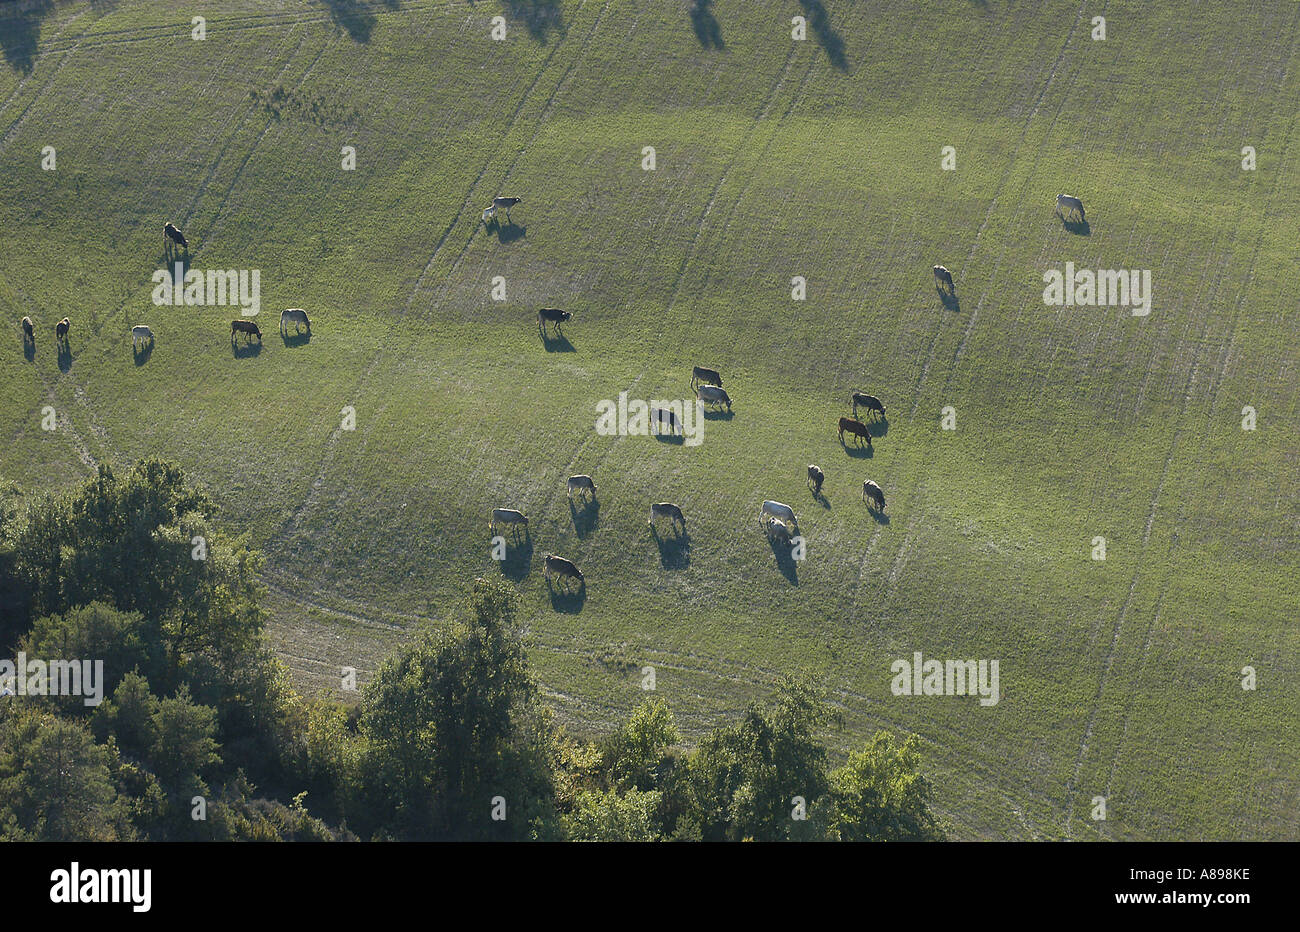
132,340,154,366
701,407,733,421
1062,218,1091,236
231,338,263,358
768,538,799,585
689,0,724,49
938,287,960,312
798,0,847,71
22,338,35,362
840,439,873,458
652,431,685,446
162,246,190,272
810,489,830,509
56,339,72,372
498,536,534,581
867,506,890,525
281,329,311,348
569,496,600,538
651,525,691,570
867,416,889,438
538,328,574,352
493,221,526,243
547,579,586,613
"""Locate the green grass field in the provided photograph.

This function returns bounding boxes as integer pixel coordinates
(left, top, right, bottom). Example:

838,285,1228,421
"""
1,0,1296,840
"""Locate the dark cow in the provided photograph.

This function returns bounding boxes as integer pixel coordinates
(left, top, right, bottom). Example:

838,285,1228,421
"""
852,392,886,421
649,502,686,532
838,416,872,447
567,475,596,500
862,479,886,511
691,365,722,389
55,317,70,342
538,307,571,334
807,464,824,495
543,553,583,590
163,222,188,252
933,265,954,293
650,407,682,436
231,319,262,342
21,316,33,343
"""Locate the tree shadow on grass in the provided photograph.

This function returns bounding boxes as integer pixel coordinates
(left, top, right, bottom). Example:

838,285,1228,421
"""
569,495,600,538
499,0,566,43
651,525,690,570
798,0,846,71
689,0,723,49
768,537,799,585
498,536,533,581
318,0,381,42
0,0,53,76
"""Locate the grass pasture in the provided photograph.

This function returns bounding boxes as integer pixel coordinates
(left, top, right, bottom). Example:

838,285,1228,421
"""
0,0,1296,840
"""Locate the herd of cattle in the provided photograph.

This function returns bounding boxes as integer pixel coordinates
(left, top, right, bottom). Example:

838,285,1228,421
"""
15,193,1088,596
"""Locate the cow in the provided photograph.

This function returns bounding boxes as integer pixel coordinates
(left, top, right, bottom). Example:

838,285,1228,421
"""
862,479,886,511
1055,194,1085,224
766,516,793,546
649,502,686,532
231,319,262,342
55,317,70,342
538,307,571,334
852,392,886,421
485,196,521,224
489,508,529,538
163,222,188,252
691,365,722,389
543,553,583,590
567,475,596,500
838,416,872,448
933,264,954,293
759,500,797,530
280,308,311,334
650,407,681,436
131,325,153,348
21,316,33,343
807,464,824,496
697,383,732,412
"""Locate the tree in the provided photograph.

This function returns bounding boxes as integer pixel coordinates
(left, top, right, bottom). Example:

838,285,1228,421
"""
821,732,945,841
564,788,663,841
598,698,679,793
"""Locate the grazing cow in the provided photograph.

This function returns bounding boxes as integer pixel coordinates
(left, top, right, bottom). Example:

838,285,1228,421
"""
231,319,262,342
650,407,681,436
489,508,529,537
538,307,571,334
691,365,722,389
933,265,954,293
55,318,70,342
1055,194,1085,223
766,516,793,546
759,499,797,530
131,325,153,348
567,475,596,500
851,392,886,421
697,384,732,412
807,464,824,495
489,196,521,223
163,222,188,251
280,308,311,334
21,316,33,342
649,502,686,531
838,416,872,447
862,479,886,511
543,553,583,590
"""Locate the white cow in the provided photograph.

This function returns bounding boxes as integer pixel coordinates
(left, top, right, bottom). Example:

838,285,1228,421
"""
759,500,797,529
131,325,153,348
697,384,732,412
489,508,529,536
1055,193,1085,223
280,308,311,334
567,475,597,499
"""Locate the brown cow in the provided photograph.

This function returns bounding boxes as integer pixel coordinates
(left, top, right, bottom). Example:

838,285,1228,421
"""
543,553,583,590
838,416,872,447
21,316,34,342
231,319,262,342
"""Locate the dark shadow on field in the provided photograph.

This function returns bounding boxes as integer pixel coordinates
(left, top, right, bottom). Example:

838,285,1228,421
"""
689,0,723,49
798,1,847,71
1062,218,1091,236
491,221,525,244
231,337,262,358
159,251,190,282
701,407,733,421
499,0,566,43
0,0,52,75
546,578,586,613
132,339,154,366
317,0,381,42
938,287,960,312
498,536,533,581
867,416,888,438
810,489,830,509
569,495,600,538
652,430,685,445
56,338,72,372
538,328,574,352
866,505,890,525
651,524,690,570
840,437,872,458
281,329,311,348
768,537,799,585
22,337,35,362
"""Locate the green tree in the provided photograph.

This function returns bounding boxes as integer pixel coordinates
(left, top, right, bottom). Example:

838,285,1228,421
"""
564,788,663,841
821,732,945,841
